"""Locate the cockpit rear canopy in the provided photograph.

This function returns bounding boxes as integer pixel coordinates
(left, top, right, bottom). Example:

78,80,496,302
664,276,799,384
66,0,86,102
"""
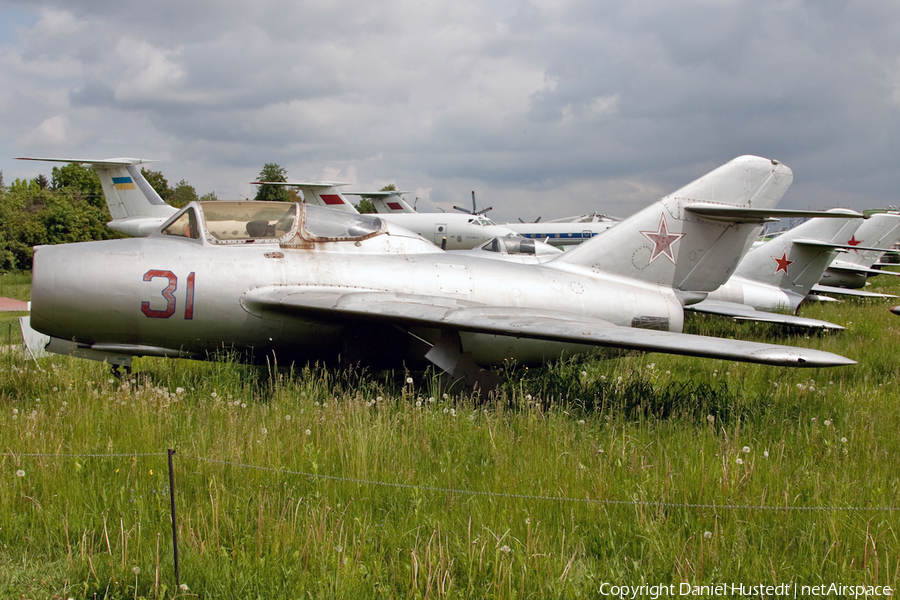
158,201,384,244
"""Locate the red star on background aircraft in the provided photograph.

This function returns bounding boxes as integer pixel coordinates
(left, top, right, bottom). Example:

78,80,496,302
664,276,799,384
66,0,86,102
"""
772,251,794,274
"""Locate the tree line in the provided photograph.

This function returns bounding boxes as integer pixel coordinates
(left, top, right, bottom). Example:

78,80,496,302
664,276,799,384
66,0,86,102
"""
0,162,384,272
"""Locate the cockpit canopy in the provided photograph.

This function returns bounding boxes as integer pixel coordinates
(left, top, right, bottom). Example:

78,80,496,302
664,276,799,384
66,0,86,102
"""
159,201,384,244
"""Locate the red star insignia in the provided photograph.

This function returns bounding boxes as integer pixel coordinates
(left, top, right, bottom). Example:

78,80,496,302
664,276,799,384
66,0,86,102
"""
847,235,862,253
640,214,685,265
772,251,794,275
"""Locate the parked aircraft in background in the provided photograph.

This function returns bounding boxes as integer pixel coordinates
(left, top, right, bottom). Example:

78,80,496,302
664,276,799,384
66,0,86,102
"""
814,212,900,295
685,209,886,329
17,157,176,236
259,182,522,250
348,188,621,248
27,155,855,391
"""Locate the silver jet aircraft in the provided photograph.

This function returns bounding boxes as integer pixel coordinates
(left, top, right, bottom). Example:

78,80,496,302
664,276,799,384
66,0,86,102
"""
28,155,854,387
814,212,900,295
686,209,882,329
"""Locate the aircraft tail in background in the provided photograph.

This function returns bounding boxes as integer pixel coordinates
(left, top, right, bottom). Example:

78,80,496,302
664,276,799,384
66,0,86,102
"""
17,157,177,237
345,191,416,214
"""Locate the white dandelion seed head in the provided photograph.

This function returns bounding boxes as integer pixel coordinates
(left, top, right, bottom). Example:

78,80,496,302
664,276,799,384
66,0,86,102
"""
211,392,217,398
704,531,712,539
578,419,585,425
260,427,268,435
824,420,831,426
132,566,140,575
742,446,750,454
285,415,291,421
735,458,743,465
581,371,587,377
16,470,25,477
500,545,511,553
707,415,715,424
525,517,531,525
179,584,189,591
841,437,848,444
763,450,769,458
416,400,422,407
240,403,247,409
442,393,449,400
305,429,312,436
12,408,18,414
406,377,413,384
376,396,383,402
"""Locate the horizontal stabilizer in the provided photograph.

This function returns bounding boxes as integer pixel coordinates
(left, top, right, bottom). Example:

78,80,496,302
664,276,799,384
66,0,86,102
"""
792,239,900,253
17,157,159,167
251,181,350,188
686,300,844,330
684,206,864,223
242,286,855,367
826,264,900,277
810,284,898,299
344,191,410,198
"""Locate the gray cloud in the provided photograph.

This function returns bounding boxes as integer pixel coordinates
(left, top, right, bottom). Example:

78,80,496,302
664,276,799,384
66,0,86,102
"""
2,0,900,221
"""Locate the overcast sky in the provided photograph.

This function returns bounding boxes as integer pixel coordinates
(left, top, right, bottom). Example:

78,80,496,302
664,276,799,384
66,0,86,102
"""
1,0,899,221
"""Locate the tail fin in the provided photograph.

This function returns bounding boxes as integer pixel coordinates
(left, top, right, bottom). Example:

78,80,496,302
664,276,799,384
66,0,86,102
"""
734,210,862,294
17,157,177,236
286,182,359,213
831,212,900,269
554,156,793,292
345,191,416,213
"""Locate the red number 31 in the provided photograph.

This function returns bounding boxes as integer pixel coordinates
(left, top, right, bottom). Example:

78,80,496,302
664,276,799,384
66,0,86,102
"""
141,270,195,319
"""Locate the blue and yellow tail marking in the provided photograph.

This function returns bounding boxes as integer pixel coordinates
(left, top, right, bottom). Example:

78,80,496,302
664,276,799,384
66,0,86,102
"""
112,176,136,191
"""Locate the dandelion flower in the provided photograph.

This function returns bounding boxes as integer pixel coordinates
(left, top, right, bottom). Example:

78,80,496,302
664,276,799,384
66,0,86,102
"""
763,450,769,458
500,545,511,554
260,427,268,435
240,403,247,409
132,566,140,575
824,420,831,426
285,415,291,421
416,400,422,407
581,371,588,377
525,517,531,525
525,394,532,401
442,393,449,400
707,415,715,425
16,470,25,478
578,419,585,425
305,429,312,436
450,408,456,417
406,377,413,384
841,437,847,444
735,458,743,465
703,531,712,539
180,584,189,591
742,446,750,454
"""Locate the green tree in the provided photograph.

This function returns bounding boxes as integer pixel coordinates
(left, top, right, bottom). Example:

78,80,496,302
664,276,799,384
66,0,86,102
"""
354,198,376,213
170,179,199,208
254,163,290,202
199,191,218,202
51,163,104,208
141,168,172,202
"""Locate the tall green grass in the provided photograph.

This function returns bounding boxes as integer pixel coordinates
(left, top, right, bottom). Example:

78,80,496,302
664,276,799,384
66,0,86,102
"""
1,271,899,598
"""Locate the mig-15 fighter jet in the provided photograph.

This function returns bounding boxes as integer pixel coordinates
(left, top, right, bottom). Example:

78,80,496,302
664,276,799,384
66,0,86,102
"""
27,155,854,387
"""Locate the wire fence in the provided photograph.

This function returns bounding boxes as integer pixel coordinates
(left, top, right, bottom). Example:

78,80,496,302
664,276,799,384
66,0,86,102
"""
9,450,900,513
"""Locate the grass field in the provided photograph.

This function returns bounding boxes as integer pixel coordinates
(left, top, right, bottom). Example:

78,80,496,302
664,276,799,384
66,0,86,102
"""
1,271,899,598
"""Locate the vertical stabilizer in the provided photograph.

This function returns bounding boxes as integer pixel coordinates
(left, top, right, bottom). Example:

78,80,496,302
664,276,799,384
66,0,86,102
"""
555,156,793,293
735,210,862,294
347,192,416,214
290,183,359,214
831,212,900,269
16,157,177,236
